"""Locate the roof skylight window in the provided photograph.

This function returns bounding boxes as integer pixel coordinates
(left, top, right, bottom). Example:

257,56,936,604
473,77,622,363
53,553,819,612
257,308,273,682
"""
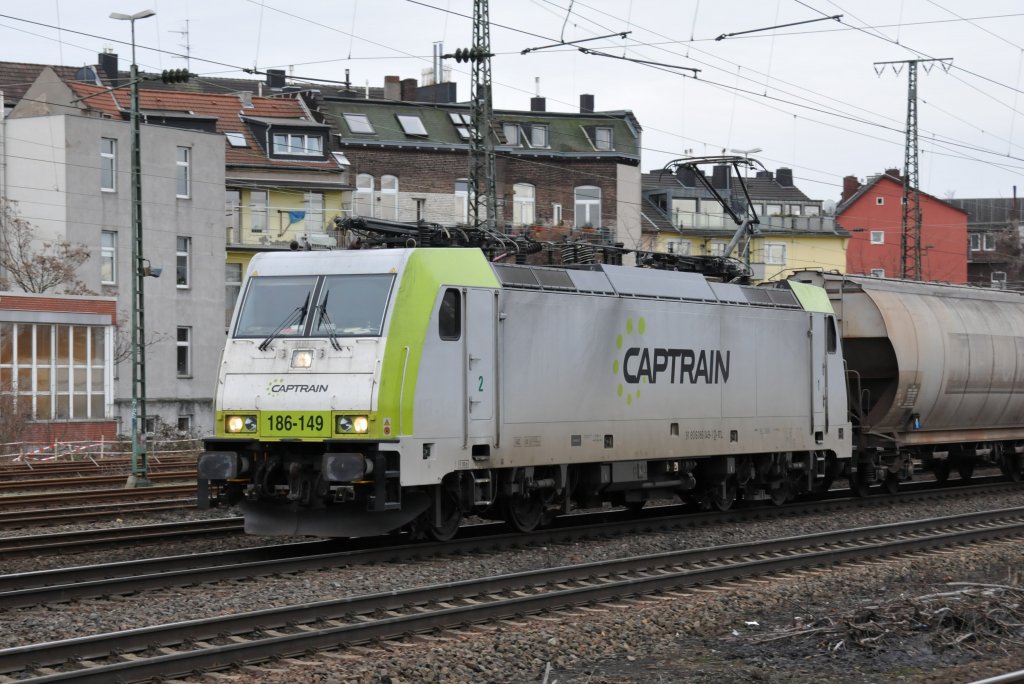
397,114,428,136
225,132,248,147
343,113,375,134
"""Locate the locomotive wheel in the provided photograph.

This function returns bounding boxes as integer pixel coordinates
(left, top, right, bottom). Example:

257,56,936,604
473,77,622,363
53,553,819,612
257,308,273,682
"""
957,461,975,482
503,492,545,532
710,480,737,511
769,483,790,506
427,486,463,542
933,460,951,483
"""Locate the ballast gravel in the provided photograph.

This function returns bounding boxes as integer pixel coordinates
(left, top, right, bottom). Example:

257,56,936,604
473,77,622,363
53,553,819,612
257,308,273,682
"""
2,488,1024,683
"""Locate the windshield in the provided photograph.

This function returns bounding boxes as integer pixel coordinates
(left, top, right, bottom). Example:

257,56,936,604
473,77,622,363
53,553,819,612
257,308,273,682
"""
314,274,395,337
234,275,317,338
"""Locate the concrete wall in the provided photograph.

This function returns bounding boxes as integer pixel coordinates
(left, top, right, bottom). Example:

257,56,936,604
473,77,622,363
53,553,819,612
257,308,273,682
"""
3,114,226,435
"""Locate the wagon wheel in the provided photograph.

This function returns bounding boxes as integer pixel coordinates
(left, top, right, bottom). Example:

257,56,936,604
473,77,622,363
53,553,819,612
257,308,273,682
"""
957,460,975,482
1001,455,1023,482
503,491,545,533
426,479,463,542
933,460,951,484
882,473,900,495
849,473,871,498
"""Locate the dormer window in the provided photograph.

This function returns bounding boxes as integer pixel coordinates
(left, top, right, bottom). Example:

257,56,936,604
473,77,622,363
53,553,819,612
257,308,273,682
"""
503,123,548,148
343,113,375,134
272,133,323,156
449,112,473,140
397,114,428,136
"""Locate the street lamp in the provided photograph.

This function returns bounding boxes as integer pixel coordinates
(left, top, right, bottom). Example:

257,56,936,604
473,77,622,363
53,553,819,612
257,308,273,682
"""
111,8,155,487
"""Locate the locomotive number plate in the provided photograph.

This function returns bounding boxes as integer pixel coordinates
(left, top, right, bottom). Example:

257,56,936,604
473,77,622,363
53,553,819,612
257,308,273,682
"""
262,412,330,437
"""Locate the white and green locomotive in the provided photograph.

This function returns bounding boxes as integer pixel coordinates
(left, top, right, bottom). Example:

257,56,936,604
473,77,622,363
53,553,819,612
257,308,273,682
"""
199,248,851,538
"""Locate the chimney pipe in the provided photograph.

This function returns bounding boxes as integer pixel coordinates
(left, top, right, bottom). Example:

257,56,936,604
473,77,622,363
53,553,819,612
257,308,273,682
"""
842,175,861,202
98,51,119,85
266,69,286,89
433,42,443,86
776,168,793,187
580,93,594,113
383,75,401,100
400,78,418,101
712,165,730,190
531,97,546,112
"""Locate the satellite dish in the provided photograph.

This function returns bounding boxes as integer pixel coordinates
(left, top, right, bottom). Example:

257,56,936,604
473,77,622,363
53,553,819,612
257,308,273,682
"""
822,199,837,215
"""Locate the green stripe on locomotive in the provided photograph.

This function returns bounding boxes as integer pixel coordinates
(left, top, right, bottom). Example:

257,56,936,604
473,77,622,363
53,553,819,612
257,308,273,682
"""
376,249,500,436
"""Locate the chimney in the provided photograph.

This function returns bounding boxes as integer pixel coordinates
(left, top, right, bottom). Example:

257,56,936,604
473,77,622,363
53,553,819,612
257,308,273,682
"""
400,78,418,101
383,75,401,100
580,93,594,113
756,170,773,180
98,51,119,85
266,69,286,89
530,97,546,112
712,164,731,190
842,175,861,202
675,166,696,187
885,168,901,180
776,168,793,187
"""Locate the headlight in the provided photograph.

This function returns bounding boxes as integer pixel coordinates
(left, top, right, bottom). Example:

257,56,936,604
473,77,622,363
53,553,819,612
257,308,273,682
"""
336,415,369,434
290,349,313,369
226,415,257,433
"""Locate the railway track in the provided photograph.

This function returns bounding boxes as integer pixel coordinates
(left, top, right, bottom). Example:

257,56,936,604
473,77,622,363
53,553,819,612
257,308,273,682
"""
0,499,195,530
0,470,195,492
2,480,1020,608
0,457,196,480
0,485,196,509
1,507,1021,683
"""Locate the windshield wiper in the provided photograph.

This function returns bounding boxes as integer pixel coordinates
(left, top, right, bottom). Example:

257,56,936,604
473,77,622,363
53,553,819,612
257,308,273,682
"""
258,292,310,351
317,290,342,350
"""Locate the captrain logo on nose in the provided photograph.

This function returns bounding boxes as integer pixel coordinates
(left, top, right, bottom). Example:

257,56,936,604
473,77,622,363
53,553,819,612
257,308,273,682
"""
266,377,329,395
613,317,731,406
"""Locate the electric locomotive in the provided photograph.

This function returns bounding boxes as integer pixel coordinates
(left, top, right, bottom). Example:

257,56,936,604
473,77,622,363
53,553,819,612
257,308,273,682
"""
199,248,851,538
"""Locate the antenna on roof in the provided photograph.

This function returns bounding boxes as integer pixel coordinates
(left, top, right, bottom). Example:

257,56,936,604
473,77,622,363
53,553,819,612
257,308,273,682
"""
169,20,191,71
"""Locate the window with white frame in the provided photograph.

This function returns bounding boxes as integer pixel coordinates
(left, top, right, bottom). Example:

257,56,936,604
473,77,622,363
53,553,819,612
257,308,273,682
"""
870,268,885,277
708,241,727,257
177,414,193,432
176,236,191,288
304,192,324,232
984,233,996,251
455,179,470,224
448,112,472,140
552,203,563,226
250,191,268,233
272,133,323,156
574,185,601,228
0,322,108,420
396,115,428,137
992,271,1007,285
764,242,787,265
667,240,692,256
805,205,821,217
225,262,242,327
100,138,116,191
100,231,116,285
225,190,241,240
876,196,885,205
354,174,374,217
529,124,548,148
176,147,191,198
176,327,191,377
870,231,885,245
512,183,535,225
343,113,375,134
379,175,398,220
766,203,782,216
594,127,613,150
970,234,981,251
503,123,520,145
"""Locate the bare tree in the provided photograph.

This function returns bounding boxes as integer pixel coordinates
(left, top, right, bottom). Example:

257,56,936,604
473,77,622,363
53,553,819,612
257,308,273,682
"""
111,308,169,364
0,199,93,294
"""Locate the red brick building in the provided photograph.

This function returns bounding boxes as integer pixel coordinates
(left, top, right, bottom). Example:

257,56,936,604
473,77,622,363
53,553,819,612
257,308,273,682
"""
0,292,117,444
839,170,968,283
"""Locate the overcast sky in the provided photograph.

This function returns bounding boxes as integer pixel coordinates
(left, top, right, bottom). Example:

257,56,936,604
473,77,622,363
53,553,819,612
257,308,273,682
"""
3,1,1024,203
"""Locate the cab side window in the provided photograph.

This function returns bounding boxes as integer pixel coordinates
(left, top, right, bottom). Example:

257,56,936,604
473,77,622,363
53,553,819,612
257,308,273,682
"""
439,288,461,340
826,315,838,353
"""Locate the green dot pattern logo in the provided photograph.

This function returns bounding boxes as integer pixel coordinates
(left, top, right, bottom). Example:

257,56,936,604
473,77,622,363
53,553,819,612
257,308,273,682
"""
614,316,645,406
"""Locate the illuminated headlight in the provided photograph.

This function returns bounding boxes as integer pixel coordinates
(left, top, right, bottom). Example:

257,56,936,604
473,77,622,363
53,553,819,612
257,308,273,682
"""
336,415,369,434
226,415,257,433
291,350,314,369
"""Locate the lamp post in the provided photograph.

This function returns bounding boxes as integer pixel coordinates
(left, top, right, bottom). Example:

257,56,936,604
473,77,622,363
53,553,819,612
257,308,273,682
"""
111,9,155,487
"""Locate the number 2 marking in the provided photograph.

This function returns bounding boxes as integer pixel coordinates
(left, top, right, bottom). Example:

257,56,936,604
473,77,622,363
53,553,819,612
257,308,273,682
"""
478,375,484,392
